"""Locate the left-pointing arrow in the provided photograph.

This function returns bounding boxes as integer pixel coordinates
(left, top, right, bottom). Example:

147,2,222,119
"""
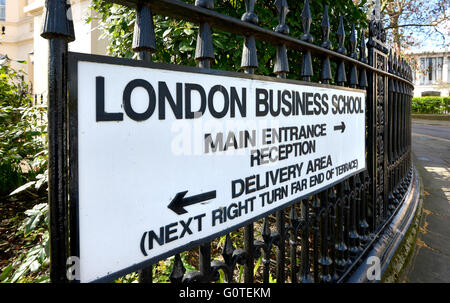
168,190,217,215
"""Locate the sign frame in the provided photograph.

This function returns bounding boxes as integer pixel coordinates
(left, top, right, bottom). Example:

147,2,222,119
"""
68,52,366,283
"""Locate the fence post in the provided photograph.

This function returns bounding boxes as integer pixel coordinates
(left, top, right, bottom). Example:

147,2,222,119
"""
241,0,258,283
274,0,289,283
41,0,75,283
132,3,156,283
366,4,388,231
195,0,215,282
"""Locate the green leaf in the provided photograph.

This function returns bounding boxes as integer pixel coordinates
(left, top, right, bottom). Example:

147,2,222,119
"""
9,181,36,196
254,255,262,276
163,28,172,38
0,264,13,282
183,28,194,36
179,45,195,52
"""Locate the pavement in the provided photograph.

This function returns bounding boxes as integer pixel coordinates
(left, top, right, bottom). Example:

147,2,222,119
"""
402,119,450,283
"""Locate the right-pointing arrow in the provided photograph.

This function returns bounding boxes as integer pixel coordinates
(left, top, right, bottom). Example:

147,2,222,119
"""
334,121,346,133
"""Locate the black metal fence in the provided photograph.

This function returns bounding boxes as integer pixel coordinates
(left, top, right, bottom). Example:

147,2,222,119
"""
41,0,414,283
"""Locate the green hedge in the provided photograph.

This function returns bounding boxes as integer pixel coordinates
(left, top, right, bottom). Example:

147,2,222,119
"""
412,97,450,114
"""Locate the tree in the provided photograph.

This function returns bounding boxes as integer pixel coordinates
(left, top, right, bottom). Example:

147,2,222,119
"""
378,0,449,52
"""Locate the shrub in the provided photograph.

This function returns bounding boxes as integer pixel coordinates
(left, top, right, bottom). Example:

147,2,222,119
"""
411,96,450,114
0,61,47,196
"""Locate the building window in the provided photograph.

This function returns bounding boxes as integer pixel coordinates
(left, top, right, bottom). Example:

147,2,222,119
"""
0,0,5,21
448,57,450,84
420,57,443,85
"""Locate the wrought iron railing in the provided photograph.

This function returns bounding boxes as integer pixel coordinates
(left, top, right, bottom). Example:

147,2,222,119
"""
41,0,415,283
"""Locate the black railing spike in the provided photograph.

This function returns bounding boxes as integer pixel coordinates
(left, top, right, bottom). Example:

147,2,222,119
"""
274,0,289,34
402,58,406,79
320,5,332,84
241,0,258,72
400,58,405,78
388,49,393,73
290,204,298,221
301,0,313,43
405,60,408,79
262,217,271,242
274,0,289,75
321,5,331,49
41,0,75,42
222,234,234,265
399,57,403,77
350,24,357,59
337,16,346,55
393,53,398,75
359,29,367,63
336,16,347,86
132,5,156,62
169,254,186,283
195,0,215,68
300,0,313,81
349,24,358,88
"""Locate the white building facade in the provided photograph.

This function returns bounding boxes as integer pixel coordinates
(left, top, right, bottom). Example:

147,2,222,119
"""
408,49,450,97
0,0,107,97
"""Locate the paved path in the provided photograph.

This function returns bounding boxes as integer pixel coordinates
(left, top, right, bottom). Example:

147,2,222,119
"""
403,120,450,282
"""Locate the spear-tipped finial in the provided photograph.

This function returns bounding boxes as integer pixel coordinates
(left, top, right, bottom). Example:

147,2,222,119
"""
321,5,331,49
388,49,393,72
262,217,271,242
350,24,358,59
393,52,398,74
337,16,346,54
359,29,367,63
274,0,289,75
222,234,234,264
274,0,289,34
169,254,186,283
300,0,313,80
301,0,313,43
336,16,347,86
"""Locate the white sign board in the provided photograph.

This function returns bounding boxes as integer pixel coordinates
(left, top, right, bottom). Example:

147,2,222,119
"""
69,54,366,282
